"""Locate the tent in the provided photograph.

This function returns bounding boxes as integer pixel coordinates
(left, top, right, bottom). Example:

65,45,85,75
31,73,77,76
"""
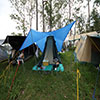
3,36,36,59
20,21,76,71
0,45,8,62
33,36,62,71
0,40,4,45
3,36,26,50
75,35,100,64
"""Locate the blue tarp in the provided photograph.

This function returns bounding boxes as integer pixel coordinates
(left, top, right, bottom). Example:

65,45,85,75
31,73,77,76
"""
33,64,64,72
20,21,76,52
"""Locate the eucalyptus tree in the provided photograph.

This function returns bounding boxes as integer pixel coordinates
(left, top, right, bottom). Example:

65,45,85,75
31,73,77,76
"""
40,0,69,32
87,0,91,26
94,0,100,6
71,0,86,34
90,0,100,32
36,0,38,30
9,0,35,36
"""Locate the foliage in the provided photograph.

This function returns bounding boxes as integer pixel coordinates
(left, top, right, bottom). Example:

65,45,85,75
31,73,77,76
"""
9,0,100,36
0,51,100,100
9,0,35,36
90,7,100,33
11,32,22,36
94,0,100,6
40,0,69,31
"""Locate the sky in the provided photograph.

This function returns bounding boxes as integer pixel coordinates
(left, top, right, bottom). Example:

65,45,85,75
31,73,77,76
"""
0,0,17,39
0,0,95,40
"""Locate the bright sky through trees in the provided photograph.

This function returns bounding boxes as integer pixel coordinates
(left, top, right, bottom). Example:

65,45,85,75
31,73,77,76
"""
0,0,95,39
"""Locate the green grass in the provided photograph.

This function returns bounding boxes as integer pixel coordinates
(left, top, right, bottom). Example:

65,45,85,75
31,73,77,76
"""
0,51,100,100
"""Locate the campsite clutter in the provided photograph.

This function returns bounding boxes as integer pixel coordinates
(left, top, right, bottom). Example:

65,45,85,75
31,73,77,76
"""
0,21,100,100
1,21,75,100
20,21,76,71
3,36,37,65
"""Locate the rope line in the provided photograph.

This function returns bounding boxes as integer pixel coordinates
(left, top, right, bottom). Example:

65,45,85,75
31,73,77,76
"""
77,69,81,100
92,67,100,100
7,62,20,100
0,61,12,79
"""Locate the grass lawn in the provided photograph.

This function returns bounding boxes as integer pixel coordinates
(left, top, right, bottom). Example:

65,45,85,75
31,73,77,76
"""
0,51,100,100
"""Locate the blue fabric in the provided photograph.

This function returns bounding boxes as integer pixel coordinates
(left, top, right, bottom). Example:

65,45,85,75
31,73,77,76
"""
36,37,47,52
20,21,76,52
32,64,64,71
55,64,64,72
32,65,53,71
20,29,48,51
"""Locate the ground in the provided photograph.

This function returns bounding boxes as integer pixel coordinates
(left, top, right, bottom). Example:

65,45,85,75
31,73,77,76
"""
0,51,100,100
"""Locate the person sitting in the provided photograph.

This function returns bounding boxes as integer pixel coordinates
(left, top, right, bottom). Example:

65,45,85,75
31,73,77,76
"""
17,51,24,64
53,58,59,70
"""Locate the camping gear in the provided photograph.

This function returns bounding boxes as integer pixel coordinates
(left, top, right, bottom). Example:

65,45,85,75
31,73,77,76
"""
34,36,63,71
75,35,100,64
20,21,76,71
0,45,8,62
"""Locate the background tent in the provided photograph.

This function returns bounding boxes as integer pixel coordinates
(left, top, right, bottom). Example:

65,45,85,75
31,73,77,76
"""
0,45,8,62
3,36,26,50
3,36,36,59
0,40,4,45
75,35,100,64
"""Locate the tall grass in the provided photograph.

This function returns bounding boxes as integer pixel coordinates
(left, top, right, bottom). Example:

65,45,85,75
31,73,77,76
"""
0,51,100,100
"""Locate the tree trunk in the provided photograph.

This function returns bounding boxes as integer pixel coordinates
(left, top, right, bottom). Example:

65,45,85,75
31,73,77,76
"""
88,0,90,28
30,0,32,30
69,0,71,21
42,0,45,32
36,0,38,30
69,0,72,36
49,0,52,32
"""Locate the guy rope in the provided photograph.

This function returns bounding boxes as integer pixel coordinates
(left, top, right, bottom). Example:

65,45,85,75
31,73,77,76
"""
77,68,81,100
92,65,100,100
7,62,21,100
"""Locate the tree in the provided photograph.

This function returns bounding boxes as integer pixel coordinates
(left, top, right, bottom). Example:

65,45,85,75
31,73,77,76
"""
9,0,35,36
87,0,91,26
85,0,91,32
94,0,100,6
40,0,68,32
72,0,86,34
90,8,100,32
11,32,22,36
89,0,100,32
42,0,45,32
36,0,38,30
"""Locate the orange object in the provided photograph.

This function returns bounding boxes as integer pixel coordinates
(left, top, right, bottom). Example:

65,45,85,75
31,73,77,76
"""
43,61,49,66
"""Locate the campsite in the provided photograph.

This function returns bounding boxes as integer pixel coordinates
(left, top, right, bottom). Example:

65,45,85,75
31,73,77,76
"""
0,50,100,100
0,0,100,100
